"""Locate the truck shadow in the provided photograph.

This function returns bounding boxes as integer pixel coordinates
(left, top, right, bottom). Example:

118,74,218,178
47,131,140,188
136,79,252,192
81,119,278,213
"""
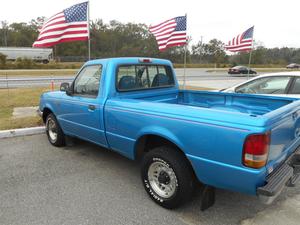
62,137,300,225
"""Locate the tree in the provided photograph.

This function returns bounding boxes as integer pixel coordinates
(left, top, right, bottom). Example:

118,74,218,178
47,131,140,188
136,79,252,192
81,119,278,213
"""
1,18,300,66
192,39,227,65
0,21,9,46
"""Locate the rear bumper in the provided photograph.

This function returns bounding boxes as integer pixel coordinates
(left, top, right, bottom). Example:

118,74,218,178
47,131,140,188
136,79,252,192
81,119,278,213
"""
257,147,300,204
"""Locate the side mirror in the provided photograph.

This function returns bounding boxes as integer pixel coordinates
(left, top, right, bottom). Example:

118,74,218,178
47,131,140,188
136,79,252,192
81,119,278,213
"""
66,88,73,96
60,82,70,92
60,82,73,96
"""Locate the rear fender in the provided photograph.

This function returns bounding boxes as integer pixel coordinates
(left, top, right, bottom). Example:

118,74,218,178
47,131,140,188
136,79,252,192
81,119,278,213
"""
135,126,185,156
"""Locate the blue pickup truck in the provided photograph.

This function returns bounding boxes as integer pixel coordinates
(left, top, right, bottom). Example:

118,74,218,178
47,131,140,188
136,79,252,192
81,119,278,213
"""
39,57,300,210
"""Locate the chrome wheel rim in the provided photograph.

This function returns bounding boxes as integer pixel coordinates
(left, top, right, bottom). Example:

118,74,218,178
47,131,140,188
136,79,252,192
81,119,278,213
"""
148,161,177,198
46,118,57,142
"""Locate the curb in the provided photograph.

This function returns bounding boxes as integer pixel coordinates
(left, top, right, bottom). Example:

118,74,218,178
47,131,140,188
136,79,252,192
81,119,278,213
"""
0,126,45,139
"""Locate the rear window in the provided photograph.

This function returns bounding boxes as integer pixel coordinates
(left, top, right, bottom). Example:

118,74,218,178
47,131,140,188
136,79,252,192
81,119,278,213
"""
117,65,175,91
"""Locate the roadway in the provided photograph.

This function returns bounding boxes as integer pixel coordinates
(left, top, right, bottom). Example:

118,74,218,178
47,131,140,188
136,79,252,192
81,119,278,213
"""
0,68,258,89
1,134,300,225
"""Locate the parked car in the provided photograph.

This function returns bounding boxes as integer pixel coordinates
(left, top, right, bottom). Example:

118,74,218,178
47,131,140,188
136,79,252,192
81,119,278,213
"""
228,66,257,75
223,72,300,97
39,57,300,210
286,63,300,69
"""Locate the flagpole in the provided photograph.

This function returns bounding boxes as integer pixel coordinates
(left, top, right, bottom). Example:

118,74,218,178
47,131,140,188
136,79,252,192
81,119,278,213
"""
247,49,253,80
247,26,254,79
183,13,187,90
87,0,91,60
183,44,187,89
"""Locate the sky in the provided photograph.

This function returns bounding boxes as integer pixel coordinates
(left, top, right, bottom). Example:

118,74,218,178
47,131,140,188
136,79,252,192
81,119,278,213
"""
1,0,299,48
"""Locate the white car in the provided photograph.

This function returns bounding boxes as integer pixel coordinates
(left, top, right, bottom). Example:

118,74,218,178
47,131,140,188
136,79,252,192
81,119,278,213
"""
223,72,300,98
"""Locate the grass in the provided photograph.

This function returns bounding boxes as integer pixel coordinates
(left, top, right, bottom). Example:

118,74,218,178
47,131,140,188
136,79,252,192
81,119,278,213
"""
0,69,78,77
174,64,291,69
206,68,297,73
0,116,43,131
0,85,212,130
0,61,84,70
174,63,229,68
0,87,50,130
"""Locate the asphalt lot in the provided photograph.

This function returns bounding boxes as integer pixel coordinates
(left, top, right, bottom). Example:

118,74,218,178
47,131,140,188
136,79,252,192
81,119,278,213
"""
1,134,300,225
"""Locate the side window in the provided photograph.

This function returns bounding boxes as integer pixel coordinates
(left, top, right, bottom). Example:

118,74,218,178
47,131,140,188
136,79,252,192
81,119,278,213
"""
73,65,102,97
290,78,300,94
236,77,290,94
117,65,174,91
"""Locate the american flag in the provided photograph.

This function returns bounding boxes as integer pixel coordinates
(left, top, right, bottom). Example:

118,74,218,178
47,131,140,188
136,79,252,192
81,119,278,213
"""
149,16,187,51
225,26,254,52
33,2,89,48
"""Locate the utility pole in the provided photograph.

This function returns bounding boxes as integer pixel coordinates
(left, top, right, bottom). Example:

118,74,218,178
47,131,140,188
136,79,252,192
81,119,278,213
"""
199,36,203,64
1,21,8,46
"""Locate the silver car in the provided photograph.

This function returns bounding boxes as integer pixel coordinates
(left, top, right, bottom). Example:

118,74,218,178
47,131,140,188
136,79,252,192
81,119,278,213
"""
223,72,300,98
286,63,300,69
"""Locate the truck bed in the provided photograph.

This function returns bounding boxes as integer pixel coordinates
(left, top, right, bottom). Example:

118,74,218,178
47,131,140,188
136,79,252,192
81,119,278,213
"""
131,89,295,116
106,89,300,194
177,91,294,116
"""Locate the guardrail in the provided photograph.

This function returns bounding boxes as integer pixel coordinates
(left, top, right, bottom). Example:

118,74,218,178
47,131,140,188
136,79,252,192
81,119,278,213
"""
0,77,74,89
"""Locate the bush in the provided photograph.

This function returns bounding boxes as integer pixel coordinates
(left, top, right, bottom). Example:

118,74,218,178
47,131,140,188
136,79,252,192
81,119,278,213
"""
15,57,36,69
0,53,7,69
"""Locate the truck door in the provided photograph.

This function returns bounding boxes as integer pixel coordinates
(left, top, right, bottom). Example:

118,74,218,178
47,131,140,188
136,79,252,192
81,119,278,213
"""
58,64,108,147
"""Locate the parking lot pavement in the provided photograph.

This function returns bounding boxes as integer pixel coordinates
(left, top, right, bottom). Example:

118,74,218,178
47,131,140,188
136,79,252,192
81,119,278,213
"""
1,134,300,225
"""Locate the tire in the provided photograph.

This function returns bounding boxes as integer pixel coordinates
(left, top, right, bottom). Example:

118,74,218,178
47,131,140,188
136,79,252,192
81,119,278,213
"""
141,146,195,209
45,113,65,147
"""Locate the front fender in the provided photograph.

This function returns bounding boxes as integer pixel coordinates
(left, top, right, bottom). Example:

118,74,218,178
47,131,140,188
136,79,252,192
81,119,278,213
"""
42,102,56,115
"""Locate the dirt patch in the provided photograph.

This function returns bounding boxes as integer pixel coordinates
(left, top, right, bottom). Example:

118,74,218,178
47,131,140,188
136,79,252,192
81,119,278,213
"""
12,106,39,119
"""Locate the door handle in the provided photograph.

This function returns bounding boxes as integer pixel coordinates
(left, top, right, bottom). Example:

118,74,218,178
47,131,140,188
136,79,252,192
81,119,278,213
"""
88,105,96,111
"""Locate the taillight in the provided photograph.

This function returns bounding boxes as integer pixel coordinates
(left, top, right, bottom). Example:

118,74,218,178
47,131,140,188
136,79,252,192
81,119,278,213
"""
242,132,270,168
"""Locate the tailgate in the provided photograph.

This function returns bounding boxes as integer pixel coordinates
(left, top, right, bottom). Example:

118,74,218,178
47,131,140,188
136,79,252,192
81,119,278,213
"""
267,107,300,173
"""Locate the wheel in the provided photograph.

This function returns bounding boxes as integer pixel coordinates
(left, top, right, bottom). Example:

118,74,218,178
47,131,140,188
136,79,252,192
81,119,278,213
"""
45,113,65,147
141,146,195,209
